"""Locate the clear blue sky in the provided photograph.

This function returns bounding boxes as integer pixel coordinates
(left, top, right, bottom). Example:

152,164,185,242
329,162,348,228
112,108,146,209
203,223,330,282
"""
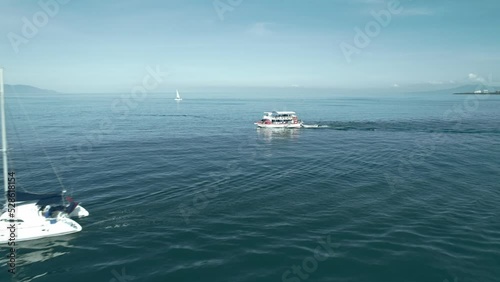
1,0,499,93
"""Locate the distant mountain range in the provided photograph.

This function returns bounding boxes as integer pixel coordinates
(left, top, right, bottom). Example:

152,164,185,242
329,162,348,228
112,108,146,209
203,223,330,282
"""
4,84,59,94
2,84,497,95
404,84,497,95
447,84,497,93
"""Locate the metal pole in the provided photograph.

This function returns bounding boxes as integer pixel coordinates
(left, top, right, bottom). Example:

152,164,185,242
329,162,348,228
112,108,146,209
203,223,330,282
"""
0,68,8,198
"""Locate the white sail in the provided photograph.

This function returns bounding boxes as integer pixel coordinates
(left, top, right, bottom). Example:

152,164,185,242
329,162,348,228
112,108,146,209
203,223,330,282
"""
175,89,182,101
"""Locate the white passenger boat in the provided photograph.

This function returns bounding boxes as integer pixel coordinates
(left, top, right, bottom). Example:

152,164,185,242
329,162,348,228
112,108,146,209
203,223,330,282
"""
254,111,303,128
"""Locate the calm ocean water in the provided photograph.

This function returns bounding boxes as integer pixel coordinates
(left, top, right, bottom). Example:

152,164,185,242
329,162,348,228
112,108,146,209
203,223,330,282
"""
1,90,499,282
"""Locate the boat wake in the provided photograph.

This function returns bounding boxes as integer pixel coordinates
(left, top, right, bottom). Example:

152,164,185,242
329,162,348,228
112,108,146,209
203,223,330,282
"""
138,114,205,118
302,120,500,134
301,124,321,128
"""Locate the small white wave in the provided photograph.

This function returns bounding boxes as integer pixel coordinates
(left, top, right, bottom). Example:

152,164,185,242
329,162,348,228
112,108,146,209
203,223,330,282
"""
104,223,130,229
301,124,320,128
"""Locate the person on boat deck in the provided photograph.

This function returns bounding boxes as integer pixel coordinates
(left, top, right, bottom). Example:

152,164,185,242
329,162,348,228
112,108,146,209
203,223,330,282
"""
42,205,65,218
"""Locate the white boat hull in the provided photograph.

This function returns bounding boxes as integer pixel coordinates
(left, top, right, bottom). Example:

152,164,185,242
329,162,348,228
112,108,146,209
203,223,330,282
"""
0,204,81,244
0,218,81,243
255,123,302,128
69,205,89,218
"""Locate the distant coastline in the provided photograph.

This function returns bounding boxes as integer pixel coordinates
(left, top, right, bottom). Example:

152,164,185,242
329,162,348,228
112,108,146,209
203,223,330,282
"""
454,91,500,95
5,84,58,95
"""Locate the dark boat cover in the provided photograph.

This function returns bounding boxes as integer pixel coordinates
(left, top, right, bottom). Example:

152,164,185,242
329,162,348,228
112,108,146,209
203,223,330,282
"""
8,191,63,206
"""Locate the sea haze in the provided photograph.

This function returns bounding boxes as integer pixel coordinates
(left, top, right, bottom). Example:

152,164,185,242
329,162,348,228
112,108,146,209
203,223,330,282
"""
2,90,500,282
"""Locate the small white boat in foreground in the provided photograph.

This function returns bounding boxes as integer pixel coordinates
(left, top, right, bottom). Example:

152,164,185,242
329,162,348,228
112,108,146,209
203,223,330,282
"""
255,111,303,128
0,68,88,244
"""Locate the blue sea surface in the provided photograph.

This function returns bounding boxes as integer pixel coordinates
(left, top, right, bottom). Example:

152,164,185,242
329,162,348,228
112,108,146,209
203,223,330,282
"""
1,90,500,282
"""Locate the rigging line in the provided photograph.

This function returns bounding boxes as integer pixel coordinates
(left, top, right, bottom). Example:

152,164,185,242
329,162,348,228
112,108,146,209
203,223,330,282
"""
5,104,21,191
5,101,36,193
12,95,70,196
4,100,22,191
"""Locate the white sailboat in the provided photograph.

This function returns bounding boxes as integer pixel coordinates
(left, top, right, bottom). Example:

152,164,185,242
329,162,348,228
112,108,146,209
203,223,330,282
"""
174,89,182,101
0,68,87,244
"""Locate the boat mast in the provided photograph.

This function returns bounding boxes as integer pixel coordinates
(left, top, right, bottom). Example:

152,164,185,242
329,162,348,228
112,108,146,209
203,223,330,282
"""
0,68,7,200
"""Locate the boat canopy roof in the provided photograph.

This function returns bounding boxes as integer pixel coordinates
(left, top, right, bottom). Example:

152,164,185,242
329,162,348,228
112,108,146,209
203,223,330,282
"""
9,191,63,206
264,111,296,115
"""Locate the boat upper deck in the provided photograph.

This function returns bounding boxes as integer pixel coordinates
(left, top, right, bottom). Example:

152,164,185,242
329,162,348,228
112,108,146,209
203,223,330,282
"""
263,111,297,117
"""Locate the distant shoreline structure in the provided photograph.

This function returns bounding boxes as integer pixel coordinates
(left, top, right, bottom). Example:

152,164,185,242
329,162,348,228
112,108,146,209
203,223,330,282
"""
454,90,500,95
